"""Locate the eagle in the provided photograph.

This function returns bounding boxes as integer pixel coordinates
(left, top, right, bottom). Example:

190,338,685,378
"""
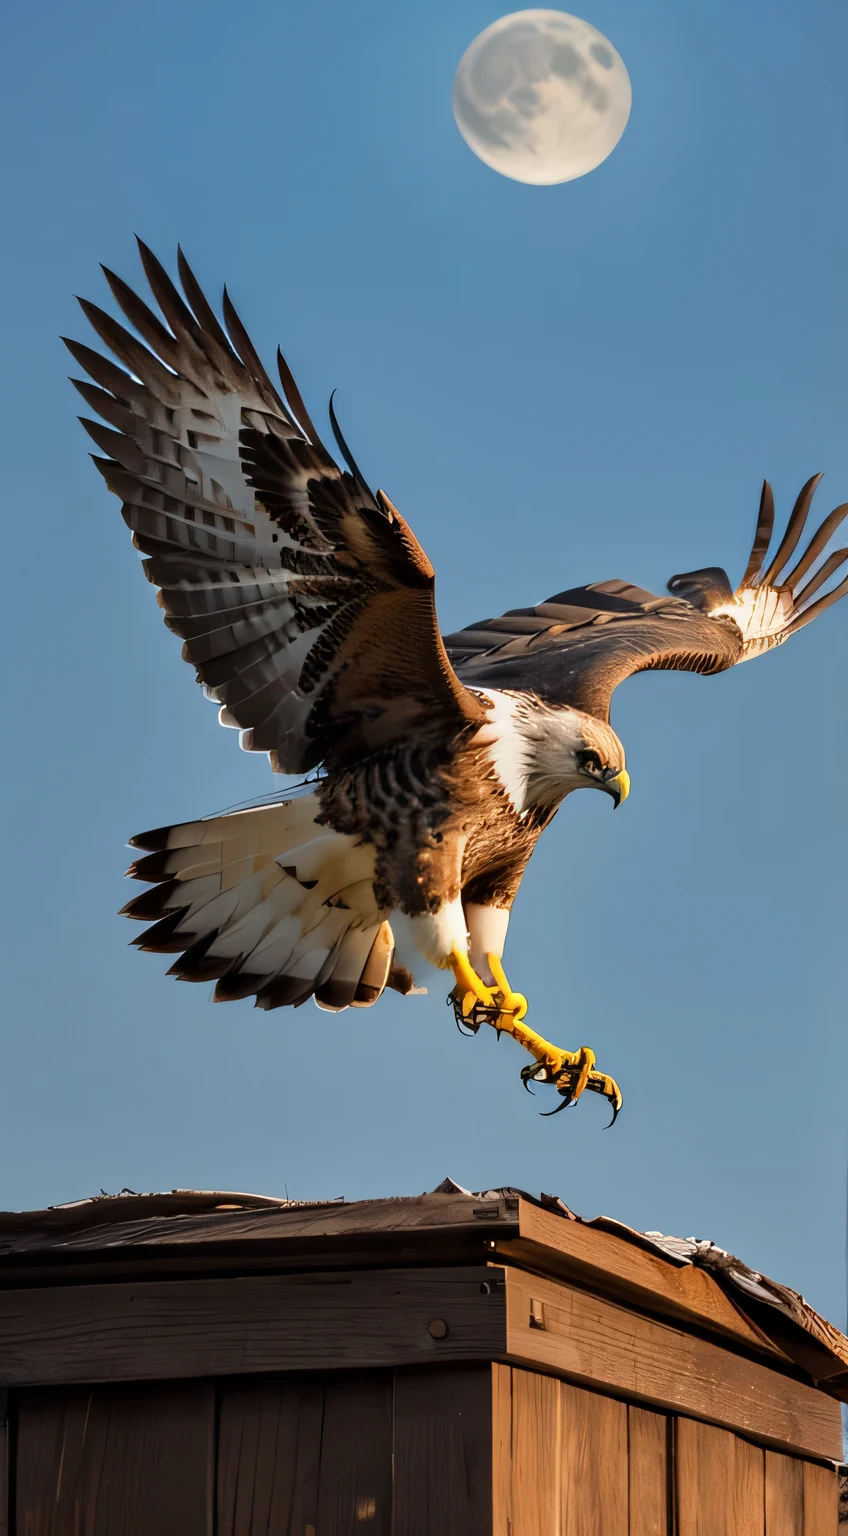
68,241,848,1119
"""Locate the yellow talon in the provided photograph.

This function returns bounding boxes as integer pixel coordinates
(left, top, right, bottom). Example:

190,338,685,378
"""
447,949,622,1122
449,948,494,1008
562,1046,595,1103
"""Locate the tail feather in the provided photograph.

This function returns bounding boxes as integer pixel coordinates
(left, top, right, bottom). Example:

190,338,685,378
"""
314,921,383,1011
352,921,395,1007
123,792,395,1011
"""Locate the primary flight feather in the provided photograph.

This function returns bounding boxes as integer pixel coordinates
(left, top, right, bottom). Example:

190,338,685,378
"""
68,242,848,1117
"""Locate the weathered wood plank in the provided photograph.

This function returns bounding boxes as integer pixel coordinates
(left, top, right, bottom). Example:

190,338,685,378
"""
803,1460,839,1534
503,1204,787,1359
491,1368,639,1534
510,1366,561,1535
0,1391,7,1536
491,1364,514,1536
676,1418,764,1536
560,1380,628,1536
0,1266,504,1388
764,1450,804,1535
393,1365,492,1536
15,1382,214,1535
733,1434,766,1532
505,1270,841,1461
628,1405,669,1536
317,1376,393,1535
217,1378,325,1535
0,1193,517,1256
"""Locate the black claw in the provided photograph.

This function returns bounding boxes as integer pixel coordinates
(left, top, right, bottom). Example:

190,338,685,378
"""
449,991,481,1035
520,1063,547,1095
605,1101,622,1129
541,1093,573,1117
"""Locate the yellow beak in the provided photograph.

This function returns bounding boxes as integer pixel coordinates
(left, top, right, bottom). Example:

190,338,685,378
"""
607,769,631,808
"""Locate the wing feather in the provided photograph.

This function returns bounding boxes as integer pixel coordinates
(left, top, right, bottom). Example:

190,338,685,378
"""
445,478,848,720
70,241,482,772
739,480,775,587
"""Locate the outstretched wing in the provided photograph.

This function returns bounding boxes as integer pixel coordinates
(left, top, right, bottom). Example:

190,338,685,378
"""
444,477,848,721
68,241,483,773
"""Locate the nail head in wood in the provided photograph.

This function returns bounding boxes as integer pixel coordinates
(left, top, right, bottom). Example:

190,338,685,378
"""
428,1318,449,1339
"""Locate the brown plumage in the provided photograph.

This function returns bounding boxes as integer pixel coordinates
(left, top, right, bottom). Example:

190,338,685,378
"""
69,243,848,1115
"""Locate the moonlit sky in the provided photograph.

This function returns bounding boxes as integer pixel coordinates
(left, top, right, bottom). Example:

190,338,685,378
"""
2,0,848,1327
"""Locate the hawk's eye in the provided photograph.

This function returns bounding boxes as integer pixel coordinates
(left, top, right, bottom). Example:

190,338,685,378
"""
578,749,604,775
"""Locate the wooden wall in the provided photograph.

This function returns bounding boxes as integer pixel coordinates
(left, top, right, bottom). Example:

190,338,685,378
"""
493,1365,839,1536
11,1366,492,1536
6,1365,839,1535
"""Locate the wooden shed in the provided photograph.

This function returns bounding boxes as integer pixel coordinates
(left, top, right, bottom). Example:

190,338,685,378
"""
0,1180,845,1534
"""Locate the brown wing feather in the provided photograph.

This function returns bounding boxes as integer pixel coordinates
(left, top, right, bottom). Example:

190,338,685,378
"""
70,241,482,773
445,478,848,721
445,582,741,720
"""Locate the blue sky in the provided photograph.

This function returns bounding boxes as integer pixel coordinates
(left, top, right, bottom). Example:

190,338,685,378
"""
2,0,847,1326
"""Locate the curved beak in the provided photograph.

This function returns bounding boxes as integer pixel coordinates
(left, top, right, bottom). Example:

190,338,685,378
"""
605,768,631,809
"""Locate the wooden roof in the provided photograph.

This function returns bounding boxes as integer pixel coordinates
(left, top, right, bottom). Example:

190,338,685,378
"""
1,1179,846,1404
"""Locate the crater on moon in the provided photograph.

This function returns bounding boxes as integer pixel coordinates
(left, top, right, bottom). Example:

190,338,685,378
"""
453,9,632,185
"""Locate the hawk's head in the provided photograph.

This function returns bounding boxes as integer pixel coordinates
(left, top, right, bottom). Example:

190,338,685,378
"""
471,689,629,812
573,716,630,807
518,701,630,809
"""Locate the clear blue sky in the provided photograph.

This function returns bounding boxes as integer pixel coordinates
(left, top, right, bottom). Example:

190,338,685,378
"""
2,0,847,1326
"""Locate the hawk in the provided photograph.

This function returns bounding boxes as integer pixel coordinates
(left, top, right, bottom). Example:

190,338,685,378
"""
68,242,848,1118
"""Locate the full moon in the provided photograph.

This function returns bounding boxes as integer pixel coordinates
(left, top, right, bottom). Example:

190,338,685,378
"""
453,10,631,185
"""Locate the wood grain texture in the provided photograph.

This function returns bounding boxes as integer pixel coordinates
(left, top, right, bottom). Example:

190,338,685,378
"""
510,1366,561,1536
393,1366,492,1536
0,1391,7,1536
506,1204,785,1359
15,1382,214,1536
803,1460,839,1534
219,1367,489,1536
676,1418,765,1536
491,1364,514,1536
0,1193,516,1256
317,1377,393,1536
217,1378,325,1535
764,1450,804,1535
560,1381,628,1536
492,1367,654,1536
0,1266,504,1388
505,1270,841,1460
628,1405,669,1536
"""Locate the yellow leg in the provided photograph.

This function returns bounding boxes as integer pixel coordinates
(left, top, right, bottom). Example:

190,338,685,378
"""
448,947,494,1018
454,952,623,1122
487,954,528,1021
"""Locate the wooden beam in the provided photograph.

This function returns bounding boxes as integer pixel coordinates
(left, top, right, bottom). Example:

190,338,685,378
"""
504,1270,842,1462
1,1253,840,1463
0,1193,518,1259
493,1202,787,1360
0,1266,504,1388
